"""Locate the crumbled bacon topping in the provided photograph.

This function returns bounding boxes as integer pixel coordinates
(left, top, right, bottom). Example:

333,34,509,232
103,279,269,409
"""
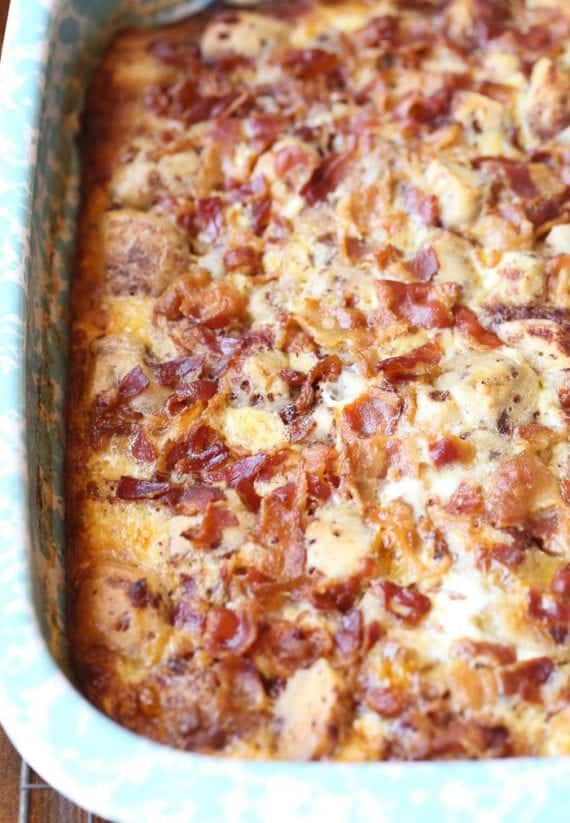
365,686,406,718
343,389,402,436
404,246,440,282
377,281,455,329
377,341,442,382
445,482,483,515
282,47,340,78
528,589,570,644
300,147,354,205
256,481,306,580
429,435,474,468
254,619,331,677
455,307,502,348
486,453,552,529
184,504,238,549
223,245,261,275
402,184,441,226
500,657,554,703
205,604,258,656
165,425,230,474
375,580,432,626
117,476,170,500
155,276,247,330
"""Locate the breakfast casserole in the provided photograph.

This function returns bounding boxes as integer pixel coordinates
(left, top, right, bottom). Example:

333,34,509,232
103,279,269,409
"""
67,0,570,760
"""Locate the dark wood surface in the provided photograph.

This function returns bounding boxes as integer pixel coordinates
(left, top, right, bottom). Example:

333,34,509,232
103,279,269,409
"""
0,2,109,819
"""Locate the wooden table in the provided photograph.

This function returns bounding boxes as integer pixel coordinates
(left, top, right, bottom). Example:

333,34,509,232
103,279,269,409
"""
0,2,109,819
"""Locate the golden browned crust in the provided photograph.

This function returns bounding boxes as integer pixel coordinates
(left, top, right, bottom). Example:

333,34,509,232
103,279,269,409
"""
68,0,570,760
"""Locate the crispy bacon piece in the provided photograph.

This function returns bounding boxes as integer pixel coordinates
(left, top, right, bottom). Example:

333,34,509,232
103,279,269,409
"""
171,596,206,630
256,481,306,580
155,276,247,330
335,610,363,659
275,314,317,353
282,48,340,79
254,619,331,678
514,25,553,53
131,429,157,463
455,306,502,348
377,281,454,329
91,399,142,448
223,245,261,275
178,196,224,242
500,657,554,703
184,503,238,549
402,184,440,226
454,639,517,666
444,482,483,515
559,387,570,413
274,144,315,181
226,178,272,236
477,542,525,572
310,577,361,613
212,451,287,513
116,475,226,514
174,485,226,514
209,116,242,148
91,366,151,447
248,115,286,150
477,158,568,228
377,341,442,382
503,162,540,199
343,389,402,437
366,686,406,718
339,416,388,508
562,478,570,507
472,0,511,45
127,578,157,609
486,453,552,529
117,366,150,401
300,147,354,205
404,714,512,759
344,237,372,263
281,355,341,425
303,444,339,503
226,174,269,204
205,604,258,656
551,564,570,598
376,243,403,269
526,196,567,229
117,476,170,500
429,435,474,468
394,85,459,129
353,14,399,48
147,80,249,128
528,589,570,644
165,425,230,474
280,368,306,388
376,580,431,626
251,198,272,235
404,246,440,282
155,355,204,387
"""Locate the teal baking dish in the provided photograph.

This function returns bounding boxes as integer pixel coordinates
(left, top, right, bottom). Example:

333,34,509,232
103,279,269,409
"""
0,1,569,820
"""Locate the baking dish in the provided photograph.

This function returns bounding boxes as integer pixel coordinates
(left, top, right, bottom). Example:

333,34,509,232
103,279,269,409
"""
0,0,569,819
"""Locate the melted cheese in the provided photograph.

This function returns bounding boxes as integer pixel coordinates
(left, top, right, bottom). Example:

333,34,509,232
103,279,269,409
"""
307,501,378,578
